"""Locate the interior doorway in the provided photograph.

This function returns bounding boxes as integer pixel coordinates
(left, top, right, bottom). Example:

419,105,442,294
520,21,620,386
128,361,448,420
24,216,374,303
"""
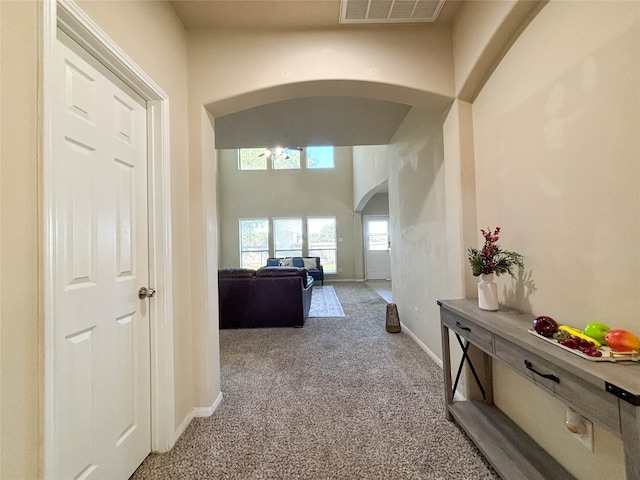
364,215,391,280
43,2,176,477
50,30,152,479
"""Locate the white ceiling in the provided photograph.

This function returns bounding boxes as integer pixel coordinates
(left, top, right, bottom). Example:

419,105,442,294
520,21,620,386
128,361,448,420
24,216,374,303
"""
170,0,461,149
170,0,460,30
170,0,344,30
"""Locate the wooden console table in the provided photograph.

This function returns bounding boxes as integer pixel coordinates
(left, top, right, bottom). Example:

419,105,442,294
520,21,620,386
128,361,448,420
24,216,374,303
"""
438,299,640,480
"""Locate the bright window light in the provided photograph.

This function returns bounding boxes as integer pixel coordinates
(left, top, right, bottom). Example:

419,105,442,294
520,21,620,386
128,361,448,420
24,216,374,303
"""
306,146,334,169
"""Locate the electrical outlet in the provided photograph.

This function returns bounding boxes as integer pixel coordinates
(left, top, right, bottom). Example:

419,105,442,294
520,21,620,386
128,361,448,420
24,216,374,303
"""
578,418,594,451
566,407,593,451
414,306,419,321
338,268,342,273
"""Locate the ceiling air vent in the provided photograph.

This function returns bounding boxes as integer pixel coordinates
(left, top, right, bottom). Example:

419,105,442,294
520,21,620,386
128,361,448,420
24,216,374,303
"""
340,0,446,24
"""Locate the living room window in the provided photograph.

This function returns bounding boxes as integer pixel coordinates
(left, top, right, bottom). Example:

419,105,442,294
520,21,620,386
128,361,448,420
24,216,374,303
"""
306,146,334,169
239,219,269,269
272,148,301,169
307,217,337,273
238,148,267,170
239,146,334,170
274,218,303,258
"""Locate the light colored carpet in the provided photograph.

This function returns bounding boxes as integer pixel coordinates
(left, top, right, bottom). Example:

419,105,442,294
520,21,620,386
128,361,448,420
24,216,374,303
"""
308,285,345,318
132,282,498,480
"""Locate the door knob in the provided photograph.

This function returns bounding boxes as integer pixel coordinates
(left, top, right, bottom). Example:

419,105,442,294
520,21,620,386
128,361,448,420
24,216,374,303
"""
138,287,156,299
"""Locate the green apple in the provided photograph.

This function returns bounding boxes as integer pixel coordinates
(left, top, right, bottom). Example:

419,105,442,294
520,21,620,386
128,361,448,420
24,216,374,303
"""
583,322,611,345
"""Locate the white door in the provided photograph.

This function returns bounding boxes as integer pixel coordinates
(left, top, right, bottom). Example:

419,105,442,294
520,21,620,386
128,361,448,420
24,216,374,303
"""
364,216,391,280
51,31,151,479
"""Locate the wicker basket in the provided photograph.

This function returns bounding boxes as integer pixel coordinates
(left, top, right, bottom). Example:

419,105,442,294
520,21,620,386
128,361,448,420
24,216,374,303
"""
385,303,401,333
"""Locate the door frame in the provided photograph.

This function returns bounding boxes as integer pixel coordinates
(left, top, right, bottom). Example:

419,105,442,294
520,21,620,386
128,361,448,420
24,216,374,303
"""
363,214,391,280
41,0,175,475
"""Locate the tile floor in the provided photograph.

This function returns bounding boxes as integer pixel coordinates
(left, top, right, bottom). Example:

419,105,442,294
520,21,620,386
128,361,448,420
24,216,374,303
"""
366,280,393,303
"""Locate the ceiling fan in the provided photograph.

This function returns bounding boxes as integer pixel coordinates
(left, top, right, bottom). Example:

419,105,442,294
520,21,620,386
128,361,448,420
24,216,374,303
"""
259,146,304,160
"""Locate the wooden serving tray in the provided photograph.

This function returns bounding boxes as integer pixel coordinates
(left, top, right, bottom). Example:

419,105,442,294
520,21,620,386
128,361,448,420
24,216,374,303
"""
527,329,640,362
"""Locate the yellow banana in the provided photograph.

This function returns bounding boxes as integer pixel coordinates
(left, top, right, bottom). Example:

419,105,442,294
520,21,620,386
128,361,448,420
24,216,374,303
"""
558,325,601,347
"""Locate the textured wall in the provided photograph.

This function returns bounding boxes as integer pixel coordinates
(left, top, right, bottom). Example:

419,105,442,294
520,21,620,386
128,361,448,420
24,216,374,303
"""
386,108,450,358
188,26,454,116
353,145,389,211
0,2,40,477
472,2,639,478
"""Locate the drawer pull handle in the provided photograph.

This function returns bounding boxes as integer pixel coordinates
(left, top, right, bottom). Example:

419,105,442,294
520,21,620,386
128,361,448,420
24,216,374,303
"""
455,321,471,332
525,360,560,383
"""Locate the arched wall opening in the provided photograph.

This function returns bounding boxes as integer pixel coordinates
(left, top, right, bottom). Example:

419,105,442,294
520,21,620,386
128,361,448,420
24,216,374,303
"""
205,80,453,150
204,78,457,350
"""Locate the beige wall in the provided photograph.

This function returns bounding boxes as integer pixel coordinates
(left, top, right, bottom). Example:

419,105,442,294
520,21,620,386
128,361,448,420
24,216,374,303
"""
0,2,40,477
217,147,358,280
0,1,197,476
443,99,478,301
353,145,388,211
452,0,547,101
191,107,221,411
361,193,389,216
453,0,516,97
188,25,454,117
472,2,639,478
386,107,452,357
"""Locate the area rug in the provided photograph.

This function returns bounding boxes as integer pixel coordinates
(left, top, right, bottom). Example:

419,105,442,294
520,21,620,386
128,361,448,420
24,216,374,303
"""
308,285,345,317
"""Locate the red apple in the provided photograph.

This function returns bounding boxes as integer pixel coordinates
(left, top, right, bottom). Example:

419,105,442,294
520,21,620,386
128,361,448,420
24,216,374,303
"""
533,316,558,338
605,329,640,352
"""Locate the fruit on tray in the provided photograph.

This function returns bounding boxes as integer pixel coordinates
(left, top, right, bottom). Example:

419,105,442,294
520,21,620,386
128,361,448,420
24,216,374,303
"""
532,316,558,337
583,322,611,345
605,329,640,352
557,335,602,357
557,325,602,348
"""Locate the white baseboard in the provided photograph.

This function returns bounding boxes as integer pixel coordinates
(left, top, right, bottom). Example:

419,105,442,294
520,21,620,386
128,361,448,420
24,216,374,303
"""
401,322,443,367
174,392,223,442
401,322,466,402
193,391,223,417
173,413,192,443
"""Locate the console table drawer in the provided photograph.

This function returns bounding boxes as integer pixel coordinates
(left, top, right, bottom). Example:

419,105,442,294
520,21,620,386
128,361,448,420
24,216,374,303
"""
441,309,494,354
495,337,621,434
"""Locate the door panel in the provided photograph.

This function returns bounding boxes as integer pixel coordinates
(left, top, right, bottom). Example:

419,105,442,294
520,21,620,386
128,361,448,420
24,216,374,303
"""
53,31,150,480
364,216,391,280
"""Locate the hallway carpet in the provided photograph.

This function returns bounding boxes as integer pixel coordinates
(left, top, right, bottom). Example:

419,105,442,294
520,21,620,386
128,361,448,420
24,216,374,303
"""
131,282,498,480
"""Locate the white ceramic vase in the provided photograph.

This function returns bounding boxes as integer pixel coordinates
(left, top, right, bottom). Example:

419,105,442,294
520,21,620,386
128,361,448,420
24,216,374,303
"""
478,273,499,311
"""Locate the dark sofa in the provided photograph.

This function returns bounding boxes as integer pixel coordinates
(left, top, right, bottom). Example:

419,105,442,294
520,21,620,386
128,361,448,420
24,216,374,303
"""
266,257,324,285
218,266,313,329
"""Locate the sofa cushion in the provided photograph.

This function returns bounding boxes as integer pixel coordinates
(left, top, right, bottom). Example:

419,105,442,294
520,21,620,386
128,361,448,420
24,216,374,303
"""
218,268,256,278
303,257,318,270
292,257,304,267
280,257,294,266
266,258,280,266
256,266,301,276
256,266,308,285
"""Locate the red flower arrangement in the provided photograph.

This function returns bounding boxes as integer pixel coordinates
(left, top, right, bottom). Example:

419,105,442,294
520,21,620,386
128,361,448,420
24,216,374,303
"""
468,227,524,277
